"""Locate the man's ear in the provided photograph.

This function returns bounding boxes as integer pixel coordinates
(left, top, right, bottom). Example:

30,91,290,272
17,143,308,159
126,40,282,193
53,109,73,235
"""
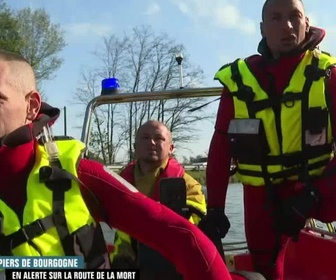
169,143,175,155
260,22,265,37
26,91,41,121
305,16,310,33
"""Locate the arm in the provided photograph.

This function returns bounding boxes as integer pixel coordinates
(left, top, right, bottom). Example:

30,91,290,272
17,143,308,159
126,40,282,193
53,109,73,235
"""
206,88,234,209
313,67,336,188
78,159,231,280
184,172,207,224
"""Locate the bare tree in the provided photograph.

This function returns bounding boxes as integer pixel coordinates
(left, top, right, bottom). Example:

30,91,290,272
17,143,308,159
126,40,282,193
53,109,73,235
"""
74,26,212,164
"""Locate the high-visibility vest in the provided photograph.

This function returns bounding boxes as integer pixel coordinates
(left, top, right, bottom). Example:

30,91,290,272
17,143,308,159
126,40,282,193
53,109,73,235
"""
0,138,109,268
215,50,336,186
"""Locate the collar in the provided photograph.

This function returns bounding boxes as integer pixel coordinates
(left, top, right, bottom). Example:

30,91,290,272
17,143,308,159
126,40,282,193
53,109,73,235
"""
257,26,325,61
135,158,169,177
1,102,60,148
0,102,60,176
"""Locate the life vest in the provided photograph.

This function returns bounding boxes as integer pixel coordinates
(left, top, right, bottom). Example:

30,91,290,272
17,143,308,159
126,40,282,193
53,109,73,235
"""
215,49,336,186
0,138,110,268
120,157,184,200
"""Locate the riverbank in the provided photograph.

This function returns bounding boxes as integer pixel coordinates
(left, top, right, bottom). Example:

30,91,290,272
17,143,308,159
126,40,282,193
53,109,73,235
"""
186,170,239,185
108,166,239,185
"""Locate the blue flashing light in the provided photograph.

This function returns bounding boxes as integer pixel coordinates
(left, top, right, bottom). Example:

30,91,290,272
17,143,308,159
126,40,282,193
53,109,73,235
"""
101,77,120,95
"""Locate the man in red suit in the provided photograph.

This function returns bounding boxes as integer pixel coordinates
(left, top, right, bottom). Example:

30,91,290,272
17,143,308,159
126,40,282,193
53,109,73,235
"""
205,0,336,279
0,49,230,280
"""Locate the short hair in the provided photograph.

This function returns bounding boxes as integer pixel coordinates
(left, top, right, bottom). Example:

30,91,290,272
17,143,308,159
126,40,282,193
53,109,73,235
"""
0,49,29,64
261,0,304,21
0,49,36,93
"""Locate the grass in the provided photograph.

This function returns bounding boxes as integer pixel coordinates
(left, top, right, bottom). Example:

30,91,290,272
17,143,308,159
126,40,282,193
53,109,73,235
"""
186,170,207,185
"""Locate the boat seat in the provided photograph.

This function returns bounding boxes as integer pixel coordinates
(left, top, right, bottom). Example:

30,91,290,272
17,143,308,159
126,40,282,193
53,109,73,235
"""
231,270,266,280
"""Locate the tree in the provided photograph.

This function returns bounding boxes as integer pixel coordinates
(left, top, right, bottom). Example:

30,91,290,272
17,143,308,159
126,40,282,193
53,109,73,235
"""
15,8,66,87
0,1,23,53
74,26,213,164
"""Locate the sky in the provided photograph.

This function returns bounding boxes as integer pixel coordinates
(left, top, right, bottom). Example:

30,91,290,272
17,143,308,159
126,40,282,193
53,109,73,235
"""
7,0,336,161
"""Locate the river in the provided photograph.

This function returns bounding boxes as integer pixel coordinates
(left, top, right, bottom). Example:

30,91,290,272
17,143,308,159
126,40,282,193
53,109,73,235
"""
222,183,245,243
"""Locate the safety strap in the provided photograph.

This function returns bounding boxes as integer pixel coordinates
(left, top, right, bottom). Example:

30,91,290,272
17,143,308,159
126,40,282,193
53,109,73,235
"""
0,215,54,256
238,145,331,166
230,60,256,118
238,158,329,180
300,55,329,182
40,160,109,268
39,160,77,256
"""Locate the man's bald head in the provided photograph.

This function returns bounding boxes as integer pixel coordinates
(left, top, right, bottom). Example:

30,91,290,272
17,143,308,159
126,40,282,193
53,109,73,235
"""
0,50,36,96
262,0,304,21
0,50,41,139
135,120,174,169
136,120,172,143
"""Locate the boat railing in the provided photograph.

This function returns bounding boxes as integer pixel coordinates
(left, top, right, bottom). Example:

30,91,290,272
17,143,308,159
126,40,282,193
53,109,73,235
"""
223,241,248,252
80,87,223,148
80,84,336,264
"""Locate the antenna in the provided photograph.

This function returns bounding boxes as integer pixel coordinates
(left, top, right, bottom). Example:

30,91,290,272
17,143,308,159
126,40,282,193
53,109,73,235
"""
175,53,184,89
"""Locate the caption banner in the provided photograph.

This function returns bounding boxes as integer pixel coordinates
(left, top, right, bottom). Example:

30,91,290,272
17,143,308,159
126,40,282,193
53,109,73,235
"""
5,269,140,280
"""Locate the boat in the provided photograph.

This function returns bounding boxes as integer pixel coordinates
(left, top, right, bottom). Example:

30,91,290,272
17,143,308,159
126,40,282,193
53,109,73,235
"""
79,81,336,280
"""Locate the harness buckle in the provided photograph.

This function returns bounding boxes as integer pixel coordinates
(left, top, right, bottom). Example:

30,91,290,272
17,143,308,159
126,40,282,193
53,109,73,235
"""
22,219,46,240
304,65,328,81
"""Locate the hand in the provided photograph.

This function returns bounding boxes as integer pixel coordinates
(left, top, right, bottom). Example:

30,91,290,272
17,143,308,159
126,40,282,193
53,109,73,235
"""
198,207,229,260
204,207,230,238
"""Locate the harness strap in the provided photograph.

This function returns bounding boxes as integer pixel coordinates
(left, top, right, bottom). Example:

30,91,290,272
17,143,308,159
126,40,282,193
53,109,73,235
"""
251,93,303,113
0,214,54,255
230,60,256,118
40,161,76,256
40,161,109,268
237,158,329,180
11,215,53,248
238,145,331,166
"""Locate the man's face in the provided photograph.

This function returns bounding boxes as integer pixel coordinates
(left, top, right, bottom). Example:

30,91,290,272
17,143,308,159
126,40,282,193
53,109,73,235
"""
135,122,174,164
261,0,309,57
0,61,29,139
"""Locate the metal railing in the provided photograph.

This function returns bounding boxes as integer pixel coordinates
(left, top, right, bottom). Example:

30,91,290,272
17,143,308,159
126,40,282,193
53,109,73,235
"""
80,87,222,151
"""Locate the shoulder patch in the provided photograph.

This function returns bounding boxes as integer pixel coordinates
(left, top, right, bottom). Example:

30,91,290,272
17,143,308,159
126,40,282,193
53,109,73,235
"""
103,166,139,193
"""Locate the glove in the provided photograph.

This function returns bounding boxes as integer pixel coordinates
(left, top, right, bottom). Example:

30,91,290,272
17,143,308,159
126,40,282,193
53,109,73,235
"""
273,185,320,238
205,207,231,238
198,208,229,260
199,208,231,239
